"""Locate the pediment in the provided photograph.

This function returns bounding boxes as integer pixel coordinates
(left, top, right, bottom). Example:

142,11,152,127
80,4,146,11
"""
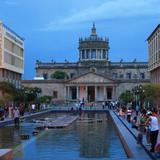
68,72,114,84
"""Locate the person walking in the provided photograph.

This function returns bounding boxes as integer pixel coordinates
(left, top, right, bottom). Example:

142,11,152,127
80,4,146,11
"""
136,105,139,116
137,109,147,144
148,108,159,152
13,107,20,127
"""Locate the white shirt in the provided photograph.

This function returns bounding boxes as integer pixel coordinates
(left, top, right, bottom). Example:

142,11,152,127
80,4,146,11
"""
13,109,20,118
150,116,159,131
32,104,35,109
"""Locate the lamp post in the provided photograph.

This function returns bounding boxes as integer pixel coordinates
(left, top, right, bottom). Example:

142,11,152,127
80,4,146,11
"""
132,85,145,110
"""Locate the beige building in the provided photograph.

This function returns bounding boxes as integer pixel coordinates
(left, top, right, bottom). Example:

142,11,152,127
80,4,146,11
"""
0,21,24,88
23,24,150,102
147,24,160,84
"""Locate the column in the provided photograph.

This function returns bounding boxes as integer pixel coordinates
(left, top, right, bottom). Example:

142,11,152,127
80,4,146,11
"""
85,86,88,102
103,86,106,100
67,86,70,99
112,86,116,101
64,86,67,101
96,49,97,60
66,86,68,99
95,86,97,101
101,49,103,59
113,86,117,100
80,50,82,60
84,49,86,60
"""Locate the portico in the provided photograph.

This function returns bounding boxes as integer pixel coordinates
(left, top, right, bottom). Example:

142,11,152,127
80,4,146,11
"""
65,72,117,102
65,85,116,102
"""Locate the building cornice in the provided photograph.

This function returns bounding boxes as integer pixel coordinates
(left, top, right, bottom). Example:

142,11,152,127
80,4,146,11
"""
147,24,160,41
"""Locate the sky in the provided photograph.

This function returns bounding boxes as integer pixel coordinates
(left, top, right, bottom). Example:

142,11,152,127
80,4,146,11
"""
0,0,160,79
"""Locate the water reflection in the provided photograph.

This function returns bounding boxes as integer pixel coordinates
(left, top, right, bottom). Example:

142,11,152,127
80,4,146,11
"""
78,113,111,158
0,113,127,160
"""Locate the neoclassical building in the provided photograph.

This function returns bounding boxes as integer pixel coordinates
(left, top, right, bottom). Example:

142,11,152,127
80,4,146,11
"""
22,24,150,102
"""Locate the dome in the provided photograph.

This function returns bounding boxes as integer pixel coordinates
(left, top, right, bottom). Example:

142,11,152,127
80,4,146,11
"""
79,23,109,62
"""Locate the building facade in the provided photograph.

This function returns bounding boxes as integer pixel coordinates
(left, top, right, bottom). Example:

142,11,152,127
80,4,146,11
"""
0,21,24,88
147,24,160,84
23,24,150,102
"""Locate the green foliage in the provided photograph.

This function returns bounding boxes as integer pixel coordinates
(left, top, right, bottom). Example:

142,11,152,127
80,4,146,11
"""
0,81,17,105
119,90,133,105
145,84,160,107
39,95,52,104
0,81,17,95
51,71,68,79
22,87,42,103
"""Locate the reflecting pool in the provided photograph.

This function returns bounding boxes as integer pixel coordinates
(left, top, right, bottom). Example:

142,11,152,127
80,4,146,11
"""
0,113,128,160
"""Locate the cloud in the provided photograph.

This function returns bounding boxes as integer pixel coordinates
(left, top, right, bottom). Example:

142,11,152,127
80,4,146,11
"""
41,0,160,31
4,0,19,5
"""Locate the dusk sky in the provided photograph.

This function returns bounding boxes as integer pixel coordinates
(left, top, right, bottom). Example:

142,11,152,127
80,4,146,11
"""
0,0,160,79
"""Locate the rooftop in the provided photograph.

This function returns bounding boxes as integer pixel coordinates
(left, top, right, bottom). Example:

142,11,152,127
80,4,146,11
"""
147,24,160,41
1,21,24,41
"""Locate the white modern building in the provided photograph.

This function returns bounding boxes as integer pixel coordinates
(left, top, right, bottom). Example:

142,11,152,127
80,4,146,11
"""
0,21,24,88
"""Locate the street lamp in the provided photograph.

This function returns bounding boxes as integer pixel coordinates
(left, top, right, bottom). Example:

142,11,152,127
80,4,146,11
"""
132,85,145,109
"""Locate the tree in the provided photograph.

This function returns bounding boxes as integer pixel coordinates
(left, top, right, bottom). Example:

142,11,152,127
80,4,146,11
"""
0,81,17,106
39,95,52,104
0,81,17,95
119,90,133,105
22,87,42,104
50,71,68,79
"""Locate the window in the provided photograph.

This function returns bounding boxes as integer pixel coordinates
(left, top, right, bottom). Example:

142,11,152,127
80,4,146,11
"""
140,73,145,79
133,74,137,79
91,49,96,59
70,73,75,78
43,73,48,80
86,49,90,59
102,50,106,59
119,74,124,79
126,72,131,79
53,91,58,99
81,50,85,59
112,72,118,79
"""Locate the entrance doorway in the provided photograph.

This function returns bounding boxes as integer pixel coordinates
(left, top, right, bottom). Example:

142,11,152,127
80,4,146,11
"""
71,87,76,100
87,86,95,102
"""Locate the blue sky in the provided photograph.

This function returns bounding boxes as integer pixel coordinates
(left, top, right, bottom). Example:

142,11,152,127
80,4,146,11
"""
0,0,160,79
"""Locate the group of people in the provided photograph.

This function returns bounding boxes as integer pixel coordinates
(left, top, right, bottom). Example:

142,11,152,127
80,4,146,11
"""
118,106,160,153
0,104,25,127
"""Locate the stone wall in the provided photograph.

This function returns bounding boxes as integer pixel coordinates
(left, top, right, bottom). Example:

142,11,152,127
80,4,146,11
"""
22,80,65,101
